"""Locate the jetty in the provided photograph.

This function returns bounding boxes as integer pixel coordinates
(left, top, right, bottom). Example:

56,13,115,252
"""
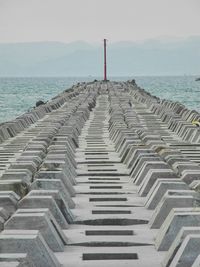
0,80,200,266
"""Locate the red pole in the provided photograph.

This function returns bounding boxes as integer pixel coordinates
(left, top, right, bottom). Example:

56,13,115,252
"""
104,39,107,81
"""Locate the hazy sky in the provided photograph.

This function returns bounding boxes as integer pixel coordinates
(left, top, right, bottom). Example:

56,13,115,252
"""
0,0,200,43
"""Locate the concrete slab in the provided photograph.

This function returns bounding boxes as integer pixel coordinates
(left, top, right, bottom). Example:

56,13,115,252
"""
145,179,188,209
5,212,67,251
31,179,75,208
155,208,200,251
0,253,35,267
149,190,199,228
0,230,61,267
18,195,69,229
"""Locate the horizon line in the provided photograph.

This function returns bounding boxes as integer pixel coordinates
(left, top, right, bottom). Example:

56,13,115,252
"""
0,34,200,45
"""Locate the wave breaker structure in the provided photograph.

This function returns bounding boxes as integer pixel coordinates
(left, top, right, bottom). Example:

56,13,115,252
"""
0,80,200,266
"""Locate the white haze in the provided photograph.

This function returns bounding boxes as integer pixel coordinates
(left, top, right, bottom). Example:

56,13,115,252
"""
0,0,200,43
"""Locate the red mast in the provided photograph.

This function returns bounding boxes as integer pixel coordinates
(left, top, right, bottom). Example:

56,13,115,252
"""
104,39,107,81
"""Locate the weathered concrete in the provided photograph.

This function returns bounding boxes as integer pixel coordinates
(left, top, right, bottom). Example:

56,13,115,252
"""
31,179,75,208
5,212,66,251
18,195,69,228
0,253,35,266
167,234,200,267
0,230,61,267
155,208,200,251
163,226,200,267
145,179,189,209
149,190,200,228
1,80,200,266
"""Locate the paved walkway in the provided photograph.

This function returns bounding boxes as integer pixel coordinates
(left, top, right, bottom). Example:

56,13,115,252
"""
56,94,164,266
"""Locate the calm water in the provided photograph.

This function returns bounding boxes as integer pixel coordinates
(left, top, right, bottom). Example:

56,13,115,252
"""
0,76,200,123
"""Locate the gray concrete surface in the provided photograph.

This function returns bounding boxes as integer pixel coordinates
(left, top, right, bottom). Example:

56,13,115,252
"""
0,80,200,266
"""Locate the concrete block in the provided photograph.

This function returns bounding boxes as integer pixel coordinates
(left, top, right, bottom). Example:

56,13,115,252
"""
0,207,9,220
149,190,199,229
0,171,32,185
167,234,200,267
9,162,37,175
18,195,69,229
5,212,67,252
0,191,19,215
0,216,5,231
35,170,76,194
0,262,19,267
173,163,200,175
0,253,35,267
41,160,76,185
130,156,161,179
24,144,46,153
155,207,200,251
16,156,42,167
21,150,46,159
28,189,74,223
124,148,155,169
181,170,200,185
0,207,9,231
192,255,200,267
138,169,177,196
145,179,189,209
2,169,32,179
134,161,169,185
15,208,68,244
47,149,76,168
0,180,28,198
0,230,61,267
31,179,75,208
163,226,200,267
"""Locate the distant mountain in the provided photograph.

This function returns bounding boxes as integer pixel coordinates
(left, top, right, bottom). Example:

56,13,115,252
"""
0,37,200,76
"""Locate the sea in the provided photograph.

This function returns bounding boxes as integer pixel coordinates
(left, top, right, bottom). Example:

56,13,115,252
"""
0,76,200,123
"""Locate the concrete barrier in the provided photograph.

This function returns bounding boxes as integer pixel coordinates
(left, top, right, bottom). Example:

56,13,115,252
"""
0,80,200,266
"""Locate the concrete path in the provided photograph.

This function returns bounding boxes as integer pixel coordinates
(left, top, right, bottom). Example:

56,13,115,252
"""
55,94,164,266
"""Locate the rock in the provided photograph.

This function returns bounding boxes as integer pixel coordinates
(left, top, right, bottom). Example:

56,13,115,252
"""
35,100,45,107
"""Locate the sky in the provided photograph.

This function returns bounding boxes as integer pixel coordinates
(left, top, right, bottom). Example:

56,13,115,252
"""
0,0,200,43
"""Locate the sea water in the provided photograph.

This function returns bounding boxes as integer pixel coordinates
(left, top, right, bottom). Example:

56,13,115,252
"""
0,76,199,123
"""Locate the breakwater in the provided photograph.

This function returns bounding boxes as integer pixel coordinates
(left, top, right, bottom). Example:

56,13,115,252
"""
0,80,200,266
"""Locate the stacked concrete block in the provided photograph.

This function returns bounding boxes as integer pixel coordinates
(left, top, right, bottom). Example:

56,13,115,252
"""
0,230,61,267
192,255,200,267
5,210,67,252
0,80,200,266
0,82,100,266
0,253,35,266
149,190,200,228
108,81,200,266
145,179,189,209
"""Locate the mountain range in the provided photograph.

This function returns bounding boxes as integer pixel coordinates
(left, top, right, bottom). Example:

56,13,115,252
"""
0,36,200,76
